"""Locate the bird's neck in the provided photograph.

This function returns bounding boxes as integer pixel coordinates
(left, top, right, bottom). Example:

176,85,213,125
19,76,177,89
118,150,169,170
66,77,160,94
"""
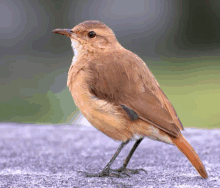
70,39,124,65
71,39,84,65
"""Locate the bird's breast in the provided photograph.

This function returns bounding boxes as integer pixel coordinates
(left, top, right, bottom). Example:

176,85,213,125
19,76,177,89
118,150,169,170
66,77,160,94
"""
67,61,173,144
67,68,135,141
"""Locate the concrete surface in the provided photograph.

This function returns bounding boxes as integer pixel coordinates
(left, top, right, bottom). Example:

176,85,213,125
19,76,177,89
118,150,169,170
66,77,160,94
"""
0,123,219,188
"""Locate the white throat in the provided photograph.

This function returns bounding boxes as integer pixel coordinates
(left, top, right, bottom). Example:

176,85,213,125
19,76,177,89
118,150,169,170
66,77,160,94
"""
71,39,80,65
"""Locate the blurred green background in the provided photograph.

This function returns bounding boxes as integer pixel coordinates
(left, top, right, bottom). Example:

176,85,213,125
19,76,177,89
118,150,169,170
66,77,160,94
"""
0,0,219,128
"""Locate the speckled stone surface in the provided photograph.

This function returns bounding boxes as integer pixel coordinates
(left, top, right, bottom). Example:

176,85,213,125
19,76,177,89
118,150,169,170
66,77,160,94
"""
0,123,218,188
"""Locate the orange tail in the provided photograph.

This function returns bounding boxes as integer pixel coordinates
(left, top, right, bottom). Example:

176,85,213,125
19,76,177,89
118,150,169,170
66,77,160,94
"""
170,133,208,178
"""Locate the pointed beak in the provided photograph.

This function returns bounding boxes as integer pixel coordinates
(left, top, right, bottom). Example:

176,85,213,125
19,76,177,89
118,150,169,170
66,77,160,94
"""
52,29,73,37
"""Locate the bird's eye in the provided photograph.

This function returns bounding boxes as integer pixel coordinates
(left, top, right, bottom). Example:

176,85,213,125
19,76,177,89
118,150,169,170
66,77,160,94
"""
88,31,96,38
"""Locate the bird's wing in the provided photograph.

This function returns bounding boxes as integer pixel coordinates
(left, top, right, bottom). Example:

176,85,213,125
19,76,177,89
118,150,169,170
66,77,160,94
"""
88,50,183,137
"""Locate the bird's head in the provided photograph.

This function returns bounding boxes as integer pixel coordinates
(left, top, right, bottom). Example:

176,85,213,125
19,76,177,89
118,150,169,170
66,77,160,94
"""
53,20,120,55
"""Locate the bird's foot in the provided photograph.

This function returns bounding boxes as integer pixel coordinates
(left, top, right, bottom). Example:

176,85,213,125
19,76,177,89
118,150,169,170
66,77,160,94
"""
79,167,147,178
112,166,147,176
80,168,129,178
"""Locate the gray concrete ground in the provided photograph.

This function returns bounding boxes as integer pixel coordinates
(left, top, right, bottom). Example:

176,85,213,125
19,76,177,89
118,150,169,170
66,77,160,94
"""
0,123,219,188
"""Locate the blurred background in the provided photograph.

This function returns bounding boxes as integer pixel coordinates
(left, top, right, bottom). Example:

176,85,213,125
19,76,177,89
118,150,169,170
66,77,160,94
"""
0,0,219,128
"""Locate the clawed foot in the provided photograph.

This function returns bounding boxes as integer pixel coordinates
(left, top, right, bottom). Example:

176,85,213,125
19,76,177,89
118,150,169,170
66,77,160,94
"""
79,167,147,178
112,167,147,175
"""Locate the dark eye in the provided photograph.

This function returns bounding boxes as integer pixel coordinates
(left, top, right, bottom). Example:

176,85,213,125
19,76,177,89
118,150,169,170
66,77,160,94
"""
88,31,96,38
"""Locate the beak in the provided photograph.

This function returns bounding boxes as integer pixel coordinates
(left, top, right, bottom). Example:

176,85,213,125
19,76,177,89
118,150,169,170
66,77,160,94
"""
52,29,73,37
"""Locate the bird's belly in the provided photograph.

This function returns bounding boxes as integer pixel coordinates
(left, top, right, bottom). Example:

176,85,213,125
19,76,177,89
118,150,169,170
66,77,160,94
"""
69,80,134,141
132,120,173,144
68,73,172,144
71,86,172,144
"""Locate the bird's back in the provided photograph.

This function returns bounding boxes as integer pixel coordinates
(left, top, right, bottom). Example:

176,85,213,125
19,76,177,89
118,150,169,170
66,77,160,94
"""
67,48,183,142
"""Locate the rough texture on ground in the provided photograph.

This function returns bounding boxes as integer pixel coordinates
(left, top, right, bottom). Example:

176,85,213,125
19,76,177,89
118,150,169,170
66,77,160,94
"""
0,123,219,188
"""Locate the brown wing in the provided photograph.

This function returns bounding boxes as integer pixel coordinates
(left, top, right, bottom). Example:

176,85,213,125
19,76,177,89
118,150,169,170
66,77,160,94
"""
88,49,183,137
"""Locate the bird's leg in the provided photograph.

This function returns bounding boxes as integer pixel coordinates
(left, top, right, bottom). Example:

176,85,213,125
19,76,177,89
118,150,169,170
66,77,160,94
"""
112,138,147,175
83,140,130,177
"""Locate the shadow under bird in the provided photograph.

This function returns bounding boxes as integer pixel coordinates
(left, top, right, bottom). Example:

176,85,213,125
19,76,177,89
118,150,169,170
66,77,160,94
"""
52,20,208,178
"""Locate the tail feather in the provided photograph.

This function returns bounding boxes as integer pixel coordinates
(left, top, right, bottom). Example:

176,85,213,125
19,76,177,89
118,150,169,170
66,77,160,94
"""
170,133,208,178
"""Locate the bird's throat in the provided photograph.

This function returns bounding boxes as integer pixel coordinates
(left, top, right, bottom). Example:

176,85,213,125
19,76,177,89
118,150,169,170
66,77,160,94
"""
71,40,80,65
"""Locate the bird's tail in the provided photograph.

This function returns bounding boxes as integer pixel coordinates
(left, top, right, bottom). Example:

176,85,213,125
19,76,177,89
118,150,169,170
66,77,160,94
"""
170,133,208,178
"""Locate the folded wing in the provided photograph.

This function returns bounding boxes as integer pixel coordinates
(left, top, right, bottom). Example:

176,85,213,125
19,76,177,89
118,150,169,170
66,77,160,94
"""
88,50,183,137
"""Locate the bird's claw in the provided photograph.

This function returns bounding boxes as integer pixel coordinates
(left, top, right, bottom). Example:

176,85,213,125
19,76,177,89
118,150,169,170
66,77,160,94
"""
112,167,147,175
79,169,129,178
78,167,147,178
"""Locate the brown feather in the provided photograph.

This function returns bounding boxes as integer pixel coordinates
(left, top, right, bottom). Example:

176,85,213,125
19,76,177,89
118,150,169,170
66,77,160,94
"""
54,20,208,179
170,134,208,178
88,49,182,137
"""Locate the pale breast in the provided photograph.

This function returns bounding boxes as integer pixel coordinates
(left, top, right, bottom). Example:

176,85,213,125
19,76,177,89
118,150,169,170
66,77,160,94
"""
67,57,173,144
68,68,135,141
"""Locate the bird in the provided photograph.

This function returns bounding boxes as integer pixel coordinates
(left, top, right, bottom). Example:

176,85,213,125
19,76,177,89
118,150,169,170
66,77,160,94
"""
52,20,208,178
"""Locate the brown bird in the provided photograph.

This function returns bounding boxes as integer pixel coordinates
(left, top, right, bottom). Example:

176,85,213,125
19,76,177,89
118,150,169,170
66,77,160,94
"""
52,20,208,178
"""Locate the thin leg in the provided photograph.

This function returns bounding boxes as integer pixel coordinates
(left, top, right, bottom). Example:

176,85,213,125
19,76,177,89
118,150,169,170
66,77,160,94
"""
113,137,147,174
83,140,130,177
121,138,144,169
102,140,130,171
